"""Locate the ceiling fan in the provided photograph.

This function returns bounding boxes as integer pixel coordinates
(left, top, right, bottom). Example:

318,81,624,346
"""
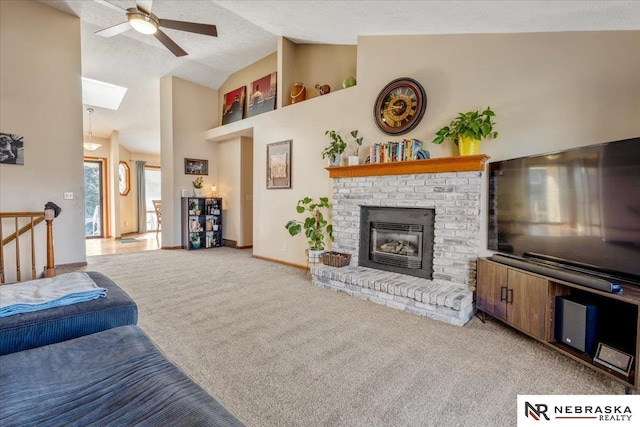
94,0,218,57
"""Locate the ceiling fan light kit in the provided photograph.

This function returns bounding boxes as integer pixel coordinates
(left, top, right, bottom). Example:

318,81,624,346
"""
83,107,102,151
126,8,159,35
94,0,218,57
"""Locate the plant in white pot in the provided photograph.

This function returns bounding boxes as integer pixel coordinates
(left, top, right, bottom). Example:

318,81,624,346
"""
285,196,334,263
192,176,204,196
432,106,498,156
348,130,364,165
322,130,347,166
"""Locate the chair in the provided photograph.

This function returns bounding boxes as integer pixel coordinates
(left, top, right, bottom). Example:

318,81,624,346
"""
152,200,161,237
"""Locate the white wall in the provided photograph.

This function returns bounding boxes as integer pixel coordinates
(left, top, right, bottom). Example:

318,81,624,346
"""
0,0,85,272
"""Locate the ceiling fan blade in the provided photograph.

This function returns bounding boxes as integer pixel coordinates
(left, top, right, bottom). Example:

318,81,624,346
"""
154,29,188,57
94,0,126,13
95,21,132,38
136,0,153,15
159,19,218,37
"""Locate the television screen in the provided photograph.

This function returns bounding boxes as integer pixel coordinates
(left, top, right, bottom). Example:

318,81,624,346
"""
488,137,640,283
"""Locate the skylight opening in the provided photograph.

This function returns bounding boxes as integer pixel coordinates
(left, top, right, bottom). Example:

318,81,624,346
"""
82,77,128,110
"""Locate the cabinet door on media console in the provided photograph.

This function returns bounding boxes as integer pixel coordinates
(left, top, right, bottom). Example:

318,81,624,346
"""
476,259,548,340
477,259,508,321
507,269,547,340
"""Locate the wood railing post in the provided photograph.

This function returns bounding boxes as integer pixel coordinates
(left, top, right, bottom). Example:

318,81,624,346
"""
44,208,56,278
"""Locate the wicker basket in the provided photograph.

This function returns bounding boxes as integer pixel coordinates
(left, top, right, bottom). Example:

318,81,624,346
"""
322,251,351,267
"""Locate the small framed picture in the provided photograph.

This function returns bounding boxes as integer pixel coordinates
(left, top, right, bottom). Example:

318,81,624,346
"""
266,140,291,189
0,133,24,165
185,158,208,175
221,86,246,125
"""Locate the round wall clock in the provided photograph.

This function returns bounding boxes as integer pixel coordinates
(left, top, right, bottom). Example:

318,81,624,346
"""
373,77,427,135
118,161,130,196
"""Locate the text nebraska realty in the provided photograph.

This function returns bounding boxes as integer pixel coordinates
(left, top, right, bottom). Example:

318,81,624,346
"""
526,402,633,421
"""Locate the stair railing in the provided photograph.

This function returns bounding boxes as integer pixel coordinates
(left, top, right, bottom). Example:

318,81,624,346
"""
0,208,56,284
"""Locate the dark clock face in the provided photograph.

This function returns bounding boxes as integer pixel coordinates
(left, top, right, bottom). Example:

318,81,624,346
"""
374,78,427,135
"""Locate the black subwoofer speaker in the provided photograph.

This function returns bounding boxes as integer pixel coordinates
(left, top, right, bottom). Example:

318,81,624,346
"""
555,296,598,354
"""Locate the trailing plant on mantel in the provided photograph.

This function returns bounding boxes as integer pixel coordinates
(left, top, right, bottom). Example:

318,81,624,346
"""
285,197,334,250
432,107,498,145
322,130,347,165
350,130,363,156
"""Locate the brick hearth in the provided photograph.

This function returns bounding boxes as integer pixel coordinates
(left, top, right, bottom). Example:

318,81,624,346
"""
312,156,488,326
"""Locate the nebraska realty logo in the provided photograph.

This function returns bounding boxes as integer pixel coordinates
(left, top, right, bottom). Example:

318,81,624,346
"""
517,395,639,426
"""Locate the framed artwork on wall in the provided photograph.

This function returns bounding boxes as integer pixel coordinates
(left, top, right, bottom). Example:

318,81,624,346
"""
185,158,208,175
0,133,24,165
266,140,291,189
221,86,246,125
248,72,277,118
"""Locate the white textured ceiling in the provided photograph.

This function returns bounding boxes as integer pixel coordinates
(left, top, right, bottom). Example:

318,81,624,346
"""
39,1,639,155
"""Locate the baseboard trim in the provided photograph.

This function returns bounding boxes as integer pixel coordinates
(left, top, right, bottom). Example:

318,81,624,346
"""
56,261,87,269
252,254,307,271
223,239,237,248
161,246,184,250
236,245,253,249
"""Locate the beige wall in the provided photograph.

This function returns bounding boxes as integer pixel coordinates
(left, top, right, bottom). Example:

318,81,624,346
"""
209,31,639,268
293,44,357,101
218,138,242,244
0,0,85,276
217,136,254,247
240,137,254,247
160,76,218,247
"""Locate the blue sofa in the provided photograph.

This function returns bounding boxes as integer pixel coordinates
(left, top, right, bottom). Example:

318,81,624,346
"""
0,272,243,426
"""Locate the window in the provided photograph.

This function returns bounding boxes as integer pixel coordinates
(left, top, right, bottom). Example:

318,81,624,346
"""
145,167,161,230
118,161,130,196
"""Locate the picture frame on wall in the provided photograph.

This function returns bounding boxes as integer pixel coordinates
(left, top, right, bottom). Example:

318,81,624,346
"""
248,72,277,118
0,133,24,165
184,158,208,175
221,86,246,125
266,140,291,189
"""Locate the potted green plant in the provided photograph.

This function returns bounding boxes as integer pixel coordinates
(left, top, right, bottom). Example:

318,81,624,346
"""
190,232,201,249
285,196,334,262
348,130,364,165
322,130,347,166
432,106,498,156
192,176,204,196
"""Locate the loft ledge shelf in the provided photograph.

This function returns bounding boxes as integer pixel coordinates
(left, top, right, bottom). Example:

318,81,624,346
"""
206,122,254,143
326,154,490,178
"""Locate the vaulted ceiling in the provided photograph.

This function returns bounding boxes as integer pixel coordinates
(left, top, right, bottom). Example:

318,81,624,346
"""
40,1,639,155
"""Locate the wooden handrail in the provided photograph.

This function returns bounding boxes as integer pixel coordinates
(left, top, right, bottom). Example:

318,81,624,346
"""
0,210,56,284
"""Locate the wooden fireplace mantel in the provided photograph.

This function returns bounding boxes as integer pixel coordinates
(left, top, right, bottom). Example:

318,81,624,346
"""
325,154,490,178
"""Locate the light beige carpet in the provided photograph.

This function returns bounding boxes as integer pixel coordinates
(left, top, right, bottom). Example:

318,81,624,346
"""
77,248,623,426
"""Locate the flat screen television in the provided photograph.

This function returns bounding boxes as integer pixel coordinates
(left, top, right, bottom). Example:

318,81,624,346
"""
488,137,640,284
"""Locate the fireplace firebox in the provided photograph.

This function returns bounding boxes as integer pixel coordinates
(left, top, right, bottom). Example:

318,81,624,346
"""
359,207,435,279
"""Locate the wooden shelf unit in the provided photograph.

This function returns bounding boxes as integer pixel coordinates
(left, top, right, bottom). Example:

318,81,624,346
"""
477,257,640,392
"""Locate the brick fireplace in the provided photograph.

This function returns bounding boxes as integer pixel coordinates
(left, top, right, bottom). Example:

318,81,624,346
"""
311,156,489,326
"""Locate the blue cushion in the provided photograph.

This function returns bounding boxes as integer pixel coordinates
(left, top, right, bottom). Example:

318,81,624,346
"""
0,271,137,355
0,325,243,426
